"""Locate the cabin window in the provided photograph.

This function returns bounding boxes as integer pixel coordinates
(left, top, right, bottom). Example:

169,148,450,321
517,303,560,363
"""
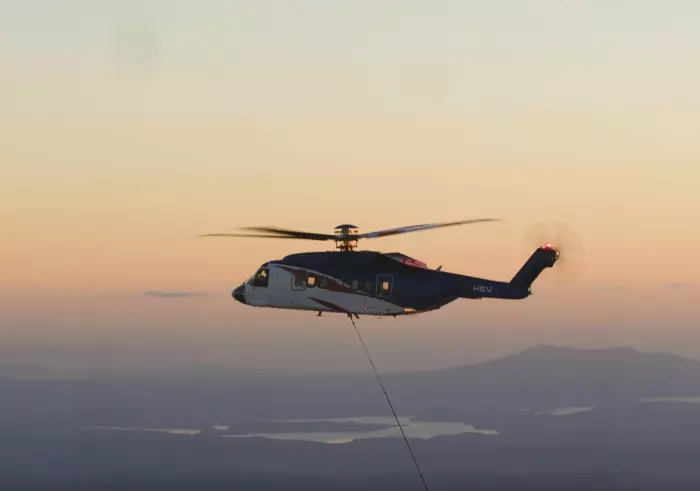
351,280,359,290
319,277,328,289
292,270,306,290
250,267,269,287
307,273,317,288
376,274,393,296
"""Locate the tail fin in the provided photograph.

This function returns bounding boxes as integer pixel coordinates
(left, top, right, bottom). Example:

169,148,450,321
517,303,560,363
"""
510,247,559,287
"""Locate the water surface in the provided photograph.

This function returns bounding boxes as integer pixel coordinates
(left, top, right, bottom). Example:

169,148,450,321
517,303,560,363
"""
226,416,498,444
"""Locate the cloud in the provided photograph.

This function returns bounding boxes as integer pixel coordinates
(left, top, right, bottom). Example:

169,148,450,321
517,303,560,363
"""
665,282,698,290
597,284,627,291
142,290,211,298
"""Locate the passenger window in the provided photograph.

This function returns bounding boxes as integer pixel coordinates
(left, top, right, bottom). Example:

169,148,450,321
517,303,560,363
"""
364,280,373,292
307,274,316,288
292,270,306,290
250,268,269,287
351,280,359,290
319,277,328,289
377,274,392,296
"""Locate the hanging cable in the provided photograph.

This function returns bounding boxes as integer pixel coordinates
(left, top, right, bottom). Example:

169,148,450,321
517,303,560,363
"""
347,314,430,491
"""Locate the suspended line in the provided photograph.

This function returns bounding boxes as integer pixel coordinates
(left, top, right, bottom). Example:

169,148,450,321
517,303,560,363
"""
347,314,430,491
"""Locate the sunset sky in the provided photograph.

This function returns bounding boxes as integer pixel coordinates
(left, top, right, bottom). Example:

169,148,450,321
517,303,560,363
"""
2,1,699,370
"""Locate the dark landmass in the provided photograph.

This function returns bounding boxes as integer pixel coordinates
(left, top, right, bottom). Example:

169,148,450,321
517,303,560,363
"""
388,344,700,412
3,344,699,427
5,408,700,490
4,345,700,490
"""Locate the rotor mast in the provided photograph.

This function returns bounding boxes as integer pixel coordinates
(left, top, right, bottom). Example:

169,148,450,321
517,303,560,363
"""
334,224,359,252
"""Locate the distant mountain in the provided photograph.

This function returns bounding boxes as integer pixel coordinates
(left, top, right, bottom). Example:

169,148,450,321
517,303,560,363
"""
5,346,700,489
2,344,699,427
385,345,700,411
0,363,52,377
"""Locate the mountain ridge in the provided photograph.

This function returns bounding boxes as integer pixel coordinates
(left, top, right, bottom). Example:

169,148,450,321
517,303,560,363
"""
398,343,700,376
382,343,700,412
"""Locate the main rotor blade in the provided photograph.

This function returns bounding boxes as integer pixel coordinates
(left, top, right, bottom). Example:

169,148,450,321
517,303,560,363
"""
356,218,500,239
239,226,337,241
199,233,315,240
201,226,337,241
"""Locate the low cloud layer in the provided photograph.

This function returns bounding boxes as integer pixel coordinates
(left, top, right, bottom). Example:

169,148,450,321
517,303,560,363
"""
597,284,628,291
665,282,698,290
142,290,211,298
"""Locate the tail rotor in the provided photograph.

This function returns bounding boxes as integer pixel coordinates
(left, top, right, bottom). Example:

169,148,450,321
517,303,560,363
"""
521,221,585,286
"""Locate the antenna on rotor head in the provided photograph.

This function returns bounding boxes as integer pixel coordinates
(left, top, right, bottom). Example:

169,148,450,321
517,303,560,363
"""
333,224,359,251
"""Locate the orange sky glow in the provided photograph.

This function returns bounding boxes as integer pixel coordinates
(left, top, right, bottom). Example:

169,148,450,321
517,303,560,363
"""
1,2,699,369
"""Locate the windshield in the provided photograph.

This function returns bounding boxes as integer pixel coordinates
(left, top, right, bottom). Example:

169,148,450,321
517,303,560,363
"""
248,267,269,287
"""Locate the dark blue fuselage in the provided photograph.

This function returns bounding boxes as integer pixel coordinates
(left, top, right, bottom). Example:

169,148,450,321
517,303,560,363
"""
271,250,547,312
232,247,557,315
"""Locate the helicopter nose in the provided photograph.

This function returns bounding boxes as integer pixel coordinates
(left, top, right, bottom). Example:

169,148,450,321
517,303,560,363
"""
232,285,246,304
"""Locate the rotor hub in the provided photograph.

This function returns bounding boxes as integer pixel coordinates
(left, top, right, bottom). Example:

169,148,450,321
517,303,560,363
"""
333,224,359,251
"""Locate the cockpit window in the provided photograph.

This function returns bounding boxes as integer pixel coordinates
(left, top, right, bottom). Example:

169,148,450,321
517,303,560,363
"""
249,267,269,287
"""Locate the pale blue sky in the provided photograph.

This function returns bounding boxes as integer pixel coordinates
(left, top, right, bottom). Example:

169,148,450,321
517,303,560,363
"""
3,0,700,119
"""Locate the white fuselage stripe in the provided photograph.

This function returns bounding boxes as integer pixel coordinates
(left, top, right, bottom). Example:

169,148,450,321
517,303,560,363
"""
241,264,406,316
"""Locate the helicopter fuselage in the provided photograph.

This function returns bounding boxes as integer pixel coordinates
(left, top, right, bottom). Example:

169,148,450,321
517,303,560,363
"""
232,248,558,316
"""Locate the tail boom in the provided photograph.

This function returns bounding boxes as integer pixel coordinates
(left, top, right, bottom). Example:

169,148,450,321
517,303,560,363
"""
454,246,559,300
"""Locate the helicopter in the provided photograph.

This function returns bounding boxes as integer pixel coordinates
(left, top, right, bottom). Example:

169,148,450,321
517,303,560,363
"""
201,219,572,318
